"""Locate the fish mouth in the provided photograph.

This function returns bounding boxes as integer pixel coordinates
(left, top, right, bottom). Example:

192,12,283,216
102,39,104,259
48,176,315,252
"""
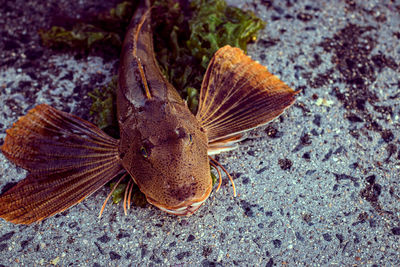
154,198,208,216
146,184,212,216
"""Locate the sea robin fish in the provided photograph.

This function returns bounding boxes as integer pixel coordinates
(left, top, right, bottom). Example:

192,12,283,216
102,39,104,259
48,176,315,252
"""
0,0,297,224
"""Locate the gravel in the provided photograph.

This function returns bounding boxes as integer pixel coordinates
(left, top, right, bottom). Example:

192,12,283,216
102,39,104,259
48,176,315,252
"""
0,0,399,266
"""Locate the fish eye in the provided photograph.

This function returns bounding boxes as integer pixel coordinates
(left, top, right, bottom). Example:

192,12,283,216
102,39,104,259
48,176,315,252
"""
140,146,148,158
140,141,154,158
188,134,193,143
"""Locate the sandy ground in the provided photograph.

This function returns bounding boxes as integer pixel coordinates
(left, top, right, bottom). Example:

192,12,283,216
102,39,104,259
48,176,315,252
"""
0,0,399,266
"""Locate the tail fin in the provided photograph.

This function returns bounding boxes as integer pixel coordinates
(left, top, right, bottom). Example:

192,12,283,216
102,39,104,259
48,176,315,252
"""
196,45,297,152
0,104,123,224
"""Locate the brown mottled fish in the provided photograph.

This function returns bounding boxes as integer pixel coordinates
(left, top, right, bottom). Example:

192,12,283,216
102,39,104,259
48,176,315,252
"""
0,0,297,224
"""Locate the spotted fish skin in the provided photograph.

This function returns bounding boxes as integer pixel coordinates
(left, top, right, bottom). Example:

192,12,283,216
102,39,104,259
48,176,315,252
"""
117,0,212,214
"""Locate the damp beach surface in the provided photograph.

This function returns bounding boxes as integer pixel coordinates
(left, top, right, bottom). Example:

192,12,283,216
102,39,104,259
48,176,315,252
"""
0,0,399,265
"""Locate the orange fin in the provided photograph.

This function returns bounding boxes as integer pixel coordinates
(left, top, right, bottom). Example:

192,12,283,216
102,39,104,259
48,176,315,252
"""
0,104,124,224
196,45,297,152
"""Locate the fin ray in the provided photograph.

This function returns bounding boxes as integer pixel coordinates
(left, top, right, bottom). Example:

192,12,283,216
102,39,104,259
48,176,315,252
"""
0,104,124,224
197,45,297,152
208,133,245,155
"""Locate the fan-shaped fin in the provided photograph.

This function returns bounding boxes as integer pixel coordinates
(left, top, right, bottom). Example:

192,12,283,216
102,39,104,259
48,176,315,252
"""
0,104,124,224
197,45,297,151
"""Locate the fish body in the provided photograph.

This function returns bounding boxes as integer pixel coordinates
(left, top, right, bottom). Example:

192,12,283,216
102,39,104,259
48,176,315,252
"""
0,0,297,224
117,3,211,214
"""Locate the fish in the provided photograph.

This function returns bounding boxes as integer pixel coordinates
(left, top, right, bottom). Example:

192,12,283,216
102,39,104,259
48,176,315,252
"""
0,0,297,224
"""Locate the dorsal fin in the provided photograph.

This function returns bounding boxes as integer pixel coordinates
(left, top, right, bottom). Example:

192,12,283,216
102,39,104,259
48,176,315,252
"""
118,0,183,111
133,7,152,99
196,45,297,152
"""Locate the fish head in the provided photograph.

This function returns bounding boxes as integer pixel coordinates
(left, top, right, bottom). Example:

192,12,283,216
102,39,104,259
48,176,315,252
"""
120,101,212,216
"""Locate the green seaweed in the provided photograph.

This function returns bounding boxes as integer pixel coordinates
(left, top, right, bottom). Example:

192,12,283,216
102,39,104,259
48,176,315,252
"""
187,0,266,69
186,87,199,115
211,170,218,186
88,77,119,137
39,24,121,51
109,178,147,207
131,187,148,208
107,1,136,21
110,182,128,204
152,0,265,113
39,1,136,52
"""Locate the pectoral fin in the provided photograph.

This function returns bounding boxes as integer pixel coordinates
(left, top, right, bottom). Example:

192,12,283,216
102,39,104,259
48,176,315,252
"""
0,104,124,224
207,133,246,155
196,45,297,152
